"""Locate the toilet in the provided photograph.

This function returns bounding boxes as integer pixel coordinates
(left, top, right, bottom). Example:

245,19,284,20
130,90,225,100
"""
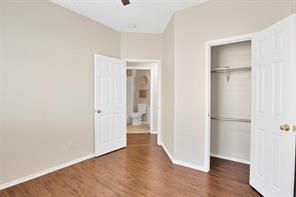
130,104,147,126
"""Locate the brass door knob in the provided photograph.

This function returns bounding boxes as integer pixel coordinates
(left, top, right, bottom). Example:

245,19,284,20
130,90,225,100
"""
280,124,290,132
96,109,102,113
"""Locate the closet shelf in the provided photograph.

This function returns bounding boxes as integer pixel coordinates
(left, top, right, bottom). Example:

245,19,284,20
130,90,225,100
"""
211,117,251,123
211,66,251,73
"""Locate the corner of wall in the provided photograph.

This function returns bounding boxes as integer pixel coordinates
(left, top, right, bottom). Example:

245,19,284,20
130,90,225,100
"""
0,0,4,185
119,32,163,60
291,0,296,14
160,14,176,156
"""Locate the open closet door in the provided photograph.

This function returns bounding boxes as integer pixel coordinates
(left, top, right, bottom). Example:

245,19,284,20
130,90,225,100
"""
95,54,126,156
250,14,296,197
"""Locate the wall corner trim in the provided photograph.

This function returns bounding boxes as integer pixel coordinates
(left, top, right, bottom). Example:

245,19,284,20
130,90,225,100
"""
0,153,95,191
161,142,208,172
160,142,174,162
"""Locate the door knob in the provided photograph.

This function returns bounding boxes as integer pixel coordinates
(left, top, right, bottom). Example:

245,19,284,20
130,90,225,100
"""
280,124,290,132
96,109,102,113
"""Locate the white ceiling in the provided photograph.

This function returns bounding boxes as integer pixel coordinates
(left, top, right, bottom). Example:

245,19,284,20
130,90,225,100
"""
51,0,207,34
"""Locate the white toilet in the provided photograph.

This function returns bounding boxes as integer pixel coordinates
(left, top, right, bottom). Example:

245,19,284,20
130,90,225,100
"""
130,104,147,126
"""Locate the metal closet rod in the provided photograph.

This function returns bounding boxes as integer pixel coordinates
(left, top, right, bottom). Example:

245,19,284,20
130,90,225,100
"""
211,117,251,123
211,66,251,73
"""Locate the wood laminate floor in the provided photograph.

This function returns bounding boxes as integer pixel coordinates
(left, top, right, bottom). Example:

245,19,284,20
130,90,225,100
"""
0,134,260,197
127,123,150,134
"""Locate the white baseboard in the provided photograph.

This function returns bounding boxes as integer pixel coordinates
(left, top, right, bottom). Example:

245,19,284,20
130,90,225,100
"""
1,150,248,190
0,153,95,190
161,142,207,172
173,159,208,172
150,130,158,134
161,142,174,162
210,153,250,165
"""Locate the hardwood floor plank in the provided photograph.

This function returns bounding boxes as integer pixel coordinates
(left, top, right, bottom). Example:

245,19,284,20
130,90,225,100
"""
0,134,261,197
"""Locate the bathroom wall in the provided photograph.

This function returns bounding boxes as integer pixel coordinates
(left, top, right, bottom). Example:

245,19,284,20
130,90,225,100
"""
133,70,151,123
211,41,251,162
126,70,134,124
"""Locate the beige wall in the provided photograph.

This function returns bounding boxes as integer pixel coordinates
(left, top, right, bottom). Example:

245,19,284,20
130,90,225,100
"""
1,1,120,184
173,0,293,166
293,0,296,13
120,32,162,60
1,0,294,186
161,17,175,155
0,0,4,182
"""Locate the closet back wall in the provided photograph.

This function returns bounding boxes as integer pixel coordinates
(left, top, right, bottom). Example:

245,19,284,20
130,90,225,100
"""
211,41,251,162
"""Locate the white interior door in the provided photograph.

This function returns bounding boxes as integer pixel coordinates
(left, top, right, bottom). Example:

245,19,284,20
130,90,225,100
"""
250,14,296,197
95,54,126,156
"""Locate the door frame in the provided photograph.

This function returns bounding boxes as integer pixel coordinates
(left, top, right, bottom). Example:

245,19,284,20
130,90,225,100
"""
125,59,162,146
204,33,254,172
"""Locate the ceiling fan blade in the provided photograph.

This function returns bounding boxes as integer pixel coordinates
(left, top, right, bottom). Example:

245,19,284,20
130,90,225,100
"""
121,0,130,6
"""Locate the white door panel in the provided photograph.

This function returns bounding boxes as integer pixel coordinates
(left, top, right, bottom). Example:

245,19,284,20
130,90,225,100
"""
250,14,296,197
95,54,126,156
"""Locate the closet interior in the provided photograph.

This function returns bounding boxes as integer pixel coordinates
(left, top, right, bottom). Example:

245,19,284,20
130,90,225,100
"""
210,40,251,166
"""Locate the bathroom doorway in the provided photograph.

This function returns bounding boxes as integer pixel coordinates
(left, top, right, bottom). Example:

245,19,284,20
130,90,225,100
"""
126,69,151,133
125,60,161,145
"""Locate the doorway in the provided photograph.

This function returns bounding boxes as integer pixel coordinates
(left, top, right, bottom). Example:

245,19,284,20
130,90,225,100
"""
204,34,253,173
125,60,161,145
126,68,151,133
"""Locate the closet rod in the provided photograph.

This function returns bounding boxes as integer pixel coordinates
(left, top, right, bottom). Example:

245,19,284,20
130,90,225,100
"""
211,66,251,73
211,117,251,123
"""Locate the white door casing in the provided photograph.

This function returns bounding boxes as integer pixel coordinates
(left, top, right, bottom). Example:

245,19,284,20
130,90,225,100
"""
95,54,127,156
126,76,134,124
250,14,296,197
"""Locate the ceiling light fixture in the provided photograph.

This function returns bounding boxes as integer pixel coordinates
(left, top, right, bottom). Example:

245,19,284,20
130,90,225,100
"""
121,0,130,6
